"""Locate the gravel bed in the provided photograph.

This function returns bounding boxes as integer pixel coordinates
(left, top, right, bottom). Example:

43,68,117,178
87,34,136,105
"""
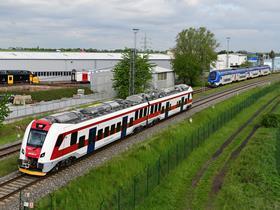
1,82,271,210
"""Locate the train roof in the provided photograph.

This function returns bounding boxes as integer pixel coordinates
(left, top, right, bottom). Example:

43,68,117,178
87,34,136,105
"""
212,65,270,74
40,84,191,125
0,70,31,75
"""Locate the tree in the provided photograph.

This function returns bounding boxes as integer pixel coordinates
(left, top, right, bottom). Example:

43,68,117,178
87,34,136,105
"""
112,49,154,98
240,60,253,68
172,27,219,86
0,95,10,125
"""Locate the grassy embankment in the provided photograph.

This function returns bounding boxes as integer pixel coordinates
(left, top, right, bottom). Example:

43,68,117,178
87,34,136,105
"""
35,83,279,209
0,86,92,102
213,109,280,209
137,88,280,209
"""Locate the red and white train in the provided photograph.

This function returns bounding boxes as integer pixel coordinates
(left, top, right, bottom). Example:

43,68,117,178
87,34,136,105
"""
19,84,193,176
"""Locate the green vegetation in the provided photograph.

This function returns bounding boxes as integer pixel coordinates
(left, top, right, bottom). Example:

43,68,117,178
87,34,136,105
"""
0,155,18,177
112,49,153,98
214,127,280,209
0,94,10,125
36,84,277,210
240,60,253,68
172,27,219,85
261,113,280,127
0,87,92,102
0,116,34,145
136,87,279,210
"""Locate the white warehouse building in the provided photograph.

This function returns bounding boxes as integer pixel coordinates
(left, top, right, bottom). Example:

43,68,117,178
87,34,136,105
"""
0,52,175,95
0,52,172,81
213,53,247,70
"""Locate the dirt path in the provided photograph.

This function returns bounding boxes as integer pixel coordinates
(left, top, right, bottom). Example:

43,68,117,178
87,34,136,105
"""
189,96,278,209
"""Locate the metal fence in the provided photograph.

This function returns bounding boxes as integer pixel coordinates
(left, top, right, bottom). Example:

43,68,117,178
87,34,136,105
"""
32,83,276,210
6,92,114,120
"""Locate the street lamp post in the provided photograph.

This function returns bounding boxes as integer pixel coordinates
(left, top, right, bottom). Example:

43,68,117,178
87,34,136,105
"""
131,28,139,95
226,37,230,68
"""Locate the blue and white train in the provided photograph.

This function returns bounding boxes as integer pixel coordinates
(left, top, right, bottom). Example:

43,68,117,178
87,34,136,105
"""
208,65,271,87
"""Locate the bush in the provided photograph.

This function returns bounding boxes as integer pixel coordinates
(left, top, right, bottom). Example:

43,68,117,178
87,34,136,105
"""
261,114,280,128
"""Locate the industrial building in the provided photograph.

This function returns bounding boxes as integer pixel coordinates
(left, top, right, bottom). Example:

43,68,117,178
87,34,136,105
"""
214,53,247,70
0,52,172,82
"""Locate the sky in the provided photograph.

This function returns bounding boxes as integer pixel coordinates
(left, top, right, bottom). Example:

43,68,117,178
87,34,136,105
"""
0,0,279,52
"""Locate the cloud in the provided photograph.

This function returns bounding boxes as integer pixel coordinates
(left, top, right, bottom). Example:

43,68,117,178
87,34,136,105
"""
0,0,278,51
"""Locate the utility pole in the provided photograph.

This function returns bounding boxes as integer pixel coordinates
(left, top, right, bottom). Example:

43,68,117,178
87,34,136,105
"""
226,37,230,68
132,28,139,95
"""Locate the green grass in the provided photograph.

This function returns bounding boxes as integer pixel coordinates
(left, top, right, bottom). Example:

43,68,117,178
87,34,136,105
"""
35,84,278,209
214,127,280,209
213,125,280,208
136,88,279,210
0,117,35,145
0,155,18,177
0,87,92,102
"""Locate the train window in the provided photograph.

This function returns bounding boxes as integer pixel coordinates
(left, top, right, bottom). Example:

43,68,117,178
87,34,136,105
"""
161,106,165,114
151,105,154,114
78,136,85,148
135,110,139,120
97,129,103,140
70,132,78,145
116,122,121,132
158,103,162,111
139,109,143,118
129,117,133,127
104,126,110,138
55,134,63,147
144,107,147,116
110,124,116,135
43,72,46,76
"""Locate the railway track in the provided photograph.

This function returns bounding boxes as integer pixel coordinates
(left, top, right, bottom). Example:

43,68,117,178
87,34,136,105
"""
0,142,21,160
0,77,273,160
0,77,277,207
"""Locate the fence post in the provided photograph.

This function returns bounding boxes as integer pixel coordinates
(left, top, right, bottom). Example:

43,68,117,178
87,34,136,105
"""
19,190,22,210
118,189,121,210
50,193,53,210
133,177,136,209
167,150,170,173
146,165,149,196
158,157,161,185
184,137,187,158
176,144,179,165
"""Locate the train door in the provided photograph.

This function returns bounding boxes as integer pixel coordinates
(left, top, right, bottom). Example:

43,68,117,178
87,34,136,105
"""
165,102,170,118
121,116,128,139
7,75,13,85
180,97,185,112
87,127,96,154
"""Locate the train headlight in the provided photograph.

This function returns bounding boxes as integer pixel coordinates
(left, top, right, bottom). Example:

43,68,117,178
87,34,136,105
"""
40,152,45,158
21,148,24,155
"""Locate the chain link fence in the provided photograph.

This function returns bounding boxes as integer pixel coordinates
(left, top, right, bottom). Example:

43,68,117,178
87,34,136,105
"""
6,92,114,121
32,83,276,210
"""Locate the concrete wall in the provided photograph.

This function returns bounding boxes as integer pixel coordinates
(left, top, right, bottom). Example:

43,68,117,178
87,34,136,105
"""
151,72,175,89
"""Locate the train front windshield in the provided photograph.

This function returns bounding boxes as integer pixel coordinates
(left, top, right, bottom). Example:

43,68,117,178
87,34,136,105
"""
27,129,47,148
209,71,217,80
